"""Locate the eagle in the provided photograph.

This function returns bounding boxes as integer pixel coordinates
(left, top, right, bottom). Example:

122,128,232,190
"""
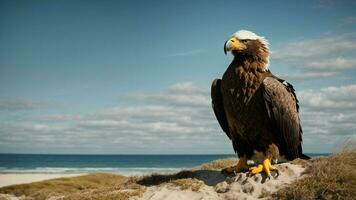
211,30,309,177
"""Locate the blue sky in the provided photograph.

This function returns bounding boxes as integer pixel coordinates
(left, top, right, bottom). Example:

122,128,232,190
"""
0,0,355,154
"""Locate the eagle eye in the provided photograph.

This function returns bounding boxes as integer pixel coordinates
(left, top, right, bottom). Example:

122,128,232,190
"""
241,39,248,43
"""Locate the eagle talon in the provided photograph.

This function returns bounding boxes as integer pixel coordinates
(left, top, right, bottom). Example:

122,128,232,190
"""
272,169,280,178
221,156,247,174
266,174,271,180
248,157,279,179
249,164,263,175
275,169,280,177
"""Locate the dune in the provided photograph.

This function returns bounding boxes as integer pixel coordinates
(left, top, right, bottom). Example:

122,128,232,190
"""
0,152,355,200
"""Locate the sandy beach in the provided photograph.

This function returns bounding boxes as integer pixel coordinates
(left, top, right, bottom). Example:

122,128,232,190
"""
0,159,308,200
0,162,306,200
0,152,354,200
0,174,83,187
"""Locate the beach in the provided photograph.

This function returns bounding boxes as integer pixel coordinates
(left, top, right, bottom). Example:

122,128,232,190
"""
0,154,236,188
0,153,309,188
0,157,307,200
1,153,354,200
0,173,83,187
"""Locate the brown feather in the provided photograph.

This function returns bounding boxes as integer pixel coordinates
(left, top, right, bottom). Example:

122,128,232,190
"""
211,37,306,160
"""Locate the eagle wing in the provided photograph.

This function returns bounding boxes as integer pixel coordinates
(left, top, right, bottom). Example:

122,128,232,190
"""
211,79,231,139
262,77,304,160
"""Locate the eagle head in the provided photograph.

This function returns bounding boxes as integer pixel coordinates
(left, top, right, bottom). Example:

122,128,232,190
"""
224,30,270,70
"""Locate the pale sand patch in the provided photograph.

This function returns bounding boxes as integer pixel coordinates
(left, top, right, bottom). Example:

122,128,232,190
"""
0,173,84,187
136,162,307,200
137,185,220,200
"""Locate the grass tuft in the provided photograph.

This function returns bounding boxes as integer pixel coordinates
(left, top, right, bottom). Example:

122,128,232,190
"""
169,178,203,192
135,170,196,186
271,151,356,200
199,158,238,170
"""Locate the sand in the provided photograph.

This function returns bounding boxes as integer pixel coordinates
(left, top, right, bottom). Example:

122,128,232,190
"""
0,173,83,187
136,162,307,200
0,162,308,200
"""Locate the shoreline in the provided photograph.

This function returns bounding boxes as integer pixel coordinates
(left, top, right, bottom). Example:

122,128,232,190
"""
0,173,84,187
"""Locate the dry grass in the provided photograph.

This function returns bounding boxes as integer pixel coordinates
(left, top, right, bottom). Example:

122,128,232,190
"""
259,188,271,198
134,158,237,191
168,178,203,192
0,156,235,199
0,173,145,200
199,158,238,170
64,181,145,200
272,151,356,200
135,170,197,186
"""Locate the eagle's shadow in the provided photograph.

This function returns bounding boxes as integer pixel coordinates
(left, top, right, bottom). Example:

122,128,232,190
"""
135,169,277,186
135,169,225,186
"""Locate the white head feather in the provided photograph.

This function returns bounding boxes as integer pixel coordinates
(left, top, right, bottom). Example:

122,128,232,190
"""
230,30,270,70
231,30,269,49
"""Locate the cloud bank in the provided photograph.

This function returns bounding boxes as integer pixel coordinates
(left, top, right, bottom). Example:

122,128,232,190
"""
0,82,230,154
1,82,355,154
272,33,356,80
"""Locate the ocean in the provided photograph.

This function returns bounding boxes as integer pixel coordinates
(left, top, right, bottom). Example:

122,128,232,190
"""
0,153,328,176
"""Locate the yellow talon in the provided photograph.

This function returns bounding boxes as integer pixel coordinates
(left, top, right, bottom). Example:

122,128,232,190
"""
249,157,279,178
222,156,247,173
249,164,263,174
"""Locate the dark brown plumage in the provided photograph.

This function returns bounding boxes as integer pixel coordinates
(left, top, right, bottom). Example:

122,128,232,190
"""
212,31,309,164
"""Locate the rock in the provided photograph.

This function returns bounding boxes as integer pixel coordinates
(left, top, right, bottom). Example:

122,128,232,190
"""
215,181,229,193
225,173,247,184
253,174,262,182
228,182,242,193
242,182,254,194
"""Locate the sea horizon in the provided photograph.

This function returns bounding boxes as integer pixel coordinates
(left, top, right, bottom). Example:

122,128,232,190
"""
0,153,332,157
0,153,329,176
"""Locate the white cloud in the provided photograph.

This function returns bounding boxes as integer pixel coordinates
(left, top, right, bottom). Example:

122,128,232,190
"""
297,84,356,152
281,57,356,80
0,82,231,154
1,82,355,154
272,33,356,60
272,33,356,79
299,84,356,109
168,82,208,95
283,71,338,80
128,82,210,107
303,57,356,71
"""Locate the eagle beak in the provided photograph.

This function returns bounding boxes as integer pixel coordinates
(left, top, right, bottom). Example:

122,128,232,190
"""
224,37,246,55
224,41,228,55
